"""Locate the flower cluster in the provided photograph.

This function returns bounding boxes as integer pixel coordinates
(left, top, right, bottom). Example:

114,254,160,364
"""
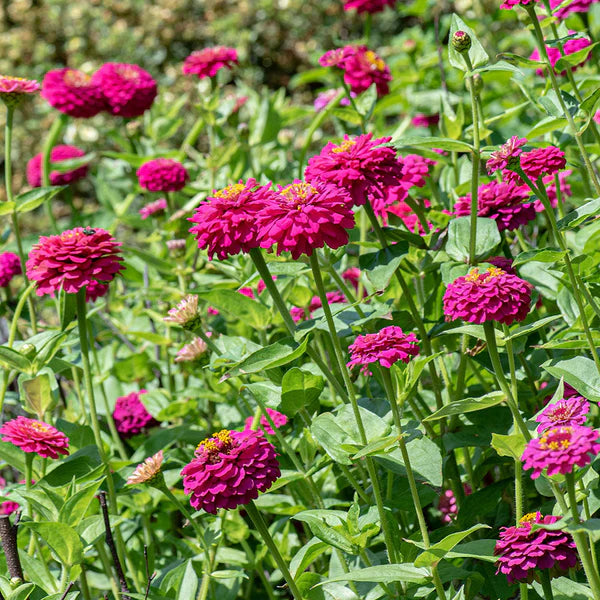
0,416,69,459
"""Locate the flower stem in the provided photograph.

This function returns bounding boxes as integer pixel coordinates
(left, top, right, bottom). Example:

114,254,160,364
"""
41,113,68,233
540,569,554,600
245,500,304,600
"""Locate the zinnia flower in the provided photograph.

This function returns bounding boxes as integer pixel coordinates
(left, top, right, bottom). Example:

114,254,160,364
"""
550,0,599,18
411,113,440,128
126,450,164,485
486,136,527,174
0,252,21,287
238,287,255,299
0,75,39,107
443,267,532,325
27,145,88,187
139,198,167,219
256,180,354,260
530,35,592,75
522,425,600,478
113,390,158,439
343,0,397,12
535,396,590,433
26,227,124,297
383,198,432,231
175,337,208,363
92,63,157,118
182,47,238,79
0,479,20,516
453,180,534,231
305,133,404,207
164,295,201,330
0,416,69,459
347,326,419,373
437,485,472,523
339,46,392,97
257,276,277,295
500,0,539,8
486,256,516,274
188,179,274,260
342,267,361,291
244,408,288,435
137,159,189,192
181,429,280,513
539,170,572,212
41,68,106,118
495,512,577,583
520,146,566,180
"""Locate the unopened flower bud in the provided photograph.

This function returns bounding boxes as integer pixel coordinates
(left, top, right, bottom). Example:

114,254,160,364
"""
166,238,186,256
20,344,36,358
452,31,472,54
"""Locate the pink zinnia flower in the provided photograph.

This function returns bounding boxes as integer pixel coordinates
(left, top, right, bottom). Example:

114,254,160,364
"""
443,267,532,325
530,35,592,75
291,292,347,323
139,198,168,220
244,408,288,435
347,326,420,373
342,267,361,291
495,512,577,583
522,425,600,478
341,46,392,97
343,0,397,12
127,450,164,485
238,287,255,299
137,159,189,192
550,0,599,18
42,68,106,118
411,113,440,128
257,180,354,260
188,179,275,260
182,47,238,79
305,133,404,207
453,180,534,231
92,63,157,118
319,47,356,68
486,136,527,174
0,75,39,95
520,146,566,180
0,479,20,516
0,252,21,287
181,429,280,513
112,390,158,439
27,145,88,188
257,276,277,295
85,280,109,303
26,227,124,297
175,337,209,363
290,306,307,323
0,416,69,459
535,396,590,433
500,0,539,8
437,485,472,523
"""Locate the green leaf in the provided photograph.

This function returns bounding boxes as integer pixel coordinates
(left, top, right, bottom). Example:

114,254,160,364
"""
393,135,473,153
293,512,358,554
50,152,96,172
0,346,32,372
527,116,568,138
512,248,567,266
491,432,527,460
358,243,408,290
316,564,430,585
414,524,491,567
226,337,309,377
555,41,599,73
579,88,600,133
281,368,324,416
495,53,543,68
121,245,176,275
59,479,104,527
446,217,501,262
448,14,489,71
16,186,66,213
543,356,600,402
472,60,523,75
18,371,55,418
59,289,77,330
532,576,594,600
6,583,35,600
0,201,16,215
22,521,84,566
290,539,329,579
445,539,497,562
424,391,506,421
557,197,600,230
503,315,561,342
197,289,271,329
113,353,155,383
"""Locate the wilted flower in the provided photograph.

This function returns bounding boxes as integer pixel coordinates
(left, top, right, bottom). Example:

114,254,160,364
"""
127,450,164,485
0,75,39,107
0,252,21,287
486,136,527,174
27,145,88,187
343,0,397,12
26,228,124,297
181,429,280,513
113,390,158,439
535,396,590,433
41,68,106,118
165,295,201,330
183,47,238,79
137,159,189,192
0,416,69,459
175,337,208,362
244,408,288,435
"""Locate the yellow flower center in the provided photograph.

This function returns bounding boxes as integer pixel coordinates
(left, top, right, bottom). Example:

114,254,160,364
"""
332,139,356,154
116,65,140,81
280,182,316,205
30,422,50,433
213,183,245,200
539,426,573,451
464,267,504,284
519,512,538,525
197,429,233,459
64,70,91,87
364,50,385,71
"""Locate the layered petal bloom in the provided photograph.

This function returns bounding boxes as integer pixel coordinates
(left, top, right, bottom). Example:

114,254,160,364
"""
486,136,527,174
347,326,420,373
181,429,280,513
137,159,189,192
113,390,158,439
139,198,168,220
443,267,532,325
164,295,201,330
340,46,392,97
530,35,592,75
92,63,157,118
41,68,106,118
127,450,164,485
188,179,274,260
244,408,288,435
26,228,124,297
453,180,534,231
0,75,39,107
535,396,590,433
495,512,577,583
175,337,208,362
0,416,69,459
27,145,88,187
522,425,600,478
343,0,397,12
183,47,238,79
305,133,404,207
257,180,354,259
0,252,21,287
520,146,566,180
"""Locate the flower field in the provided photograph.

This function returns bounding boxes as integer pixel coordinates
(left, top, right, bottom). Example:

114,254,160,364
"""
2,0,600,598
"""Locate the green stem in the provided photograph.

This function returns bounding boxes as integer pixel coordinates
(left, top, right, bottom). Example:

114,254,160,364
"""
540,569,554,600
41,113,68,233
180,115,205,159
245,501,304,600
157,482,207,547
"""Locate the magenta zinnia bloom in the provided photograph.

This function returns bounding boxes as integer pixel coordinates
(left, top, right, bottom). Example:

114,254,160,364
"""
26,228,123,297
343,0,397,12
183,47,238,79
383,198,432,231
0,416,69,459
0,252,21,287
495,512,577,583
536,396,590,433
530,35,592,75
41,68,106,118
520,146,566,180
443,267,532,325
305,133,404,207
244,408,288,435
92,63,157,118
486,136,527,174
257,276,277,295
500,0,539,8
139,198,168,220
27,145,88,188
342,267,361,291
411,113,440,128
137,159,188,192
257,180,354,260
113,390,158,439
522,425,600,478
238,287,255,299
181,429,280,513
438,485,472,524
188,179,274,260
453,180,534,231
347,326,420,373
319,47,355,68
340,46,392,97
539,170,572,212
550,0,599,17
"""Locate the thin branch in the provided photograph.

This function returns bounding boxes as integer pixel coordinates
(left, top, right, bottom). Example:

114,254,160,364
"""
0,514,23,580
59,582,74,600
